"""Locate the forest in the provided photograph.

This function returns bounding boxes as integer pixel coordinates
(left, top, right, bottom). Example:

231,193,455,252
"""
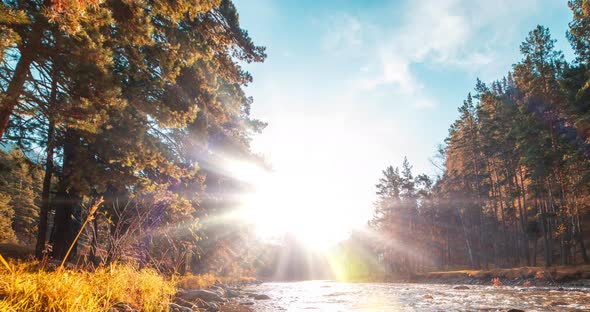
362,1,590,275
0,0,267,279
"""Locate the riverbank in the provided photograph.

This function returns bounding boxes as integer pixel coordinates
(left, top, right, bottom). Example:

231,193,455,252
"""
3,255,589,311
413,265,590,287
173,281,272,312
0,255,270,312
0,261,176,311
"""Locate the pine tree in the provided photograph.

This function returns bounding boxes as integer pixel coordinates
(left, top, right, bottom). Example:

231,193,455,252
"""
1,0,266,265
6,149,41,245
0,193,17,243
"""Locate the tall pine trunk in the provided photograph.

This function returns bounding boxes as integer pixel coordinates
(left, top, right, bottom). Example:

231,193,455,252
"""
576,213,589,263
35,119,54,259
50,129,82,260
35,64,58,259
457,208,476,269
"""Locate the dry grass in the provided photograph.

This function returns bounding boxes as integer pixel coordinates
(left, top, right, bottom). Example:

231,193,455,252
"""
231,276,257,283
176,274,256,290
0,260,176,312
177,273,217,289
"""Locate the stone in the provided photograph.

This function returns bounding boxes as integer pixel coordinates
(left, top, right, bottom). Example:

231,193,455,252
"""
218,304,255,312
169,303,194,312
453,285,470,290
177,289,227,303
206,302,219,312
108,303,138,312
173,297,196,308
192,298,208,309
226,289,241,298
210,286,226,297
240,302,255,306
253,294,271,300
506,309,525,312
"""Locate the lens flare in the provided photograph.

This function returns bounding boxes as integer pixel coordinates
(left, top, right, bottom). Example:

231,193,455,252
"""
227,158,348,249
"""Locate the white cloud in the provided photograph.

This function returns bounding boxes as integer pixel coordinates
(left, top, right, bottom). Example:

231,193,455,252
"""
397,0,469,63
321,14,364,53
322,0,544,108
359,52,418,93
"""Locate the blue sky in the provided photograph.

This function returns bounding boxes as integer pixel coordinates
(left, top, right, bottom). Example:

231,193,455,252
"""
232,0,575,245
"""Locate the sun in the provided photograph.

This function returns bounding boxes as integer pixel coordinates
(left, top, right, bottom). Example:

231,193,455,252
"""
226,159,346,250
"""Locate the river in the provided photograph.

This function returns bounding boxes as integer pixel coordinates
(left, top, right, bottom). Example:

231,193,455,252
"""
243,280,590,311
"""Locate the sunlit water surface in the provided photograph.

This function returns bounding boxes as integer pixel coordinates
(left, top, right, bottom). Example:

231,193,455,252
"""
243,280,590,311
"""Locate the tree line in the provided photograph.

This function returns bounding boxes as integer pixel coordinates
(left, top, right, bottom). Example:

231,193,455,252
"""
0,0,264,276
370,0,590,272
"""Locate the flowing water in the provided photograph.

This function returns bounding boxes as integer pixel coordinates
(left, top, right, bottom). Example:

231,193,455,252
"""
243,280,590,311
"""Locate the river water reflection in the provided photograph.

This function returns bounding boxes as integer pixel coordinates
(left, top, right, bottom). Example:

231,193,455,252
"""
243,280,590,311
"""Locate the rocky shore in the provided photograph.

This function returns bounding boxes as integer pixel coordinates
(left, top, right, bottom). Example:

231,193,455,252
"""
170,281,270,312
412,265,590,287
104,266,590,311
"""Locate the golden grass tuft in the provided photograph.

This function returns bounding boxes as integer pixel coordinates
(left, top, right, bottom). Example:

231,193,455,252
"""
0,261,175,312
177,273,217,290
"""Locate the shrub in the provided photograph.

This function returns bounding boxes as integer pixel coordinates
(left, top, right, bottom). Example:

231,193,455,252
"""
0,260,175,311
